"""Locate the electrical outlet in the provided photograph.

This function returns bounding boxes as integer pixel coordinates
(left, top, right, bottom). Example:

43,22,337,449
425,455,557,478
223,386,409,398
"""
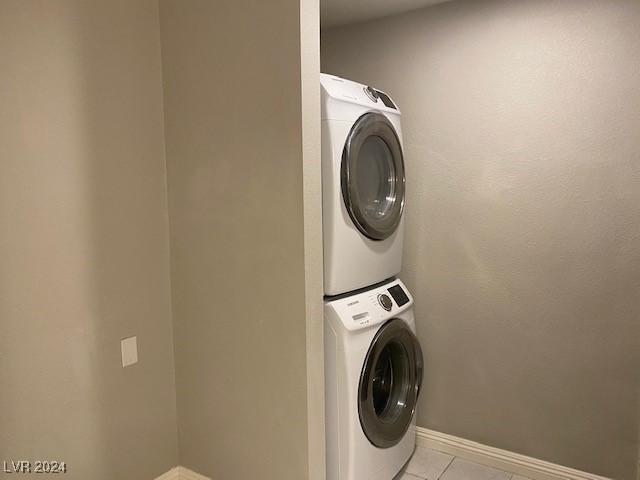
121,336,138,367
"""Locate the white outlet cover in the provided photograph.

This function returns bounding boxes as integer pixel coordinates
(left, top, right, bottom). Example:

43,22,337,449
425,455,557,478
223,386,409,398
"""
121,336,138,367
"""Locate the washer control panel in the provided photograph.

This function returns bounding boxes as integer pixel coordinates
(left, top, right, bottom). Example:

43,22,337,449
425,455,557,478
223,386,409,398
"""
325,279,413,331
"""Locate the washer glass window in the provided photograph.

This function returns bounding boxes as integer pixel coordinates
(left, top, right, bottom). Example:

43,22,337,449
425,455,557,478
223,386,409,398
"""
358,319,423,448
371,341,409,423
342,113,405,241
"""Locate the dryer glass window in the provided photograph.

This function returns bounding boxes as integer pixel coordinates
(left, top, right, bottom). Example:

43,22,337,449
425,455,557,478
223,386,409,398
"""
356,136,397,222
342,112,405,241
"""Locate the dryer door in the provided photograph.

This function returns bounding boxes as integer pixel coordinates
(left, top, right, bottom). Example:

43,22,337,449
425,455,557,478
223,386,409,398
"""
358,318,423,448
341,112,405,241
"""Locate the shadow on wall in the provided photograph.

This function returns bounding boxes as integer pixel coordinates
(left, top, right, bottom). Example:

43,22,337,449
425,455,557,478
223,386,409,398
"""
0,2,177,478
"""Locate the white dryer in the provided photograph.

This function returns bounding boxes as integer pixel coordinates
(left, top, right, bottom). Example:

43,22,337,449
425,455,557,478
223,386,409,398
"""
321,73,406,296
325,279,423,480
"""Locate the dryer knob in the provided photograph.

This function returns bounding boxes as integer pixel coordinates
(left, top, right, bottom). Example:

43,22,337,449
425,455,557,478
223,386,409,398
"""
365,86,379,102
378,294,393,311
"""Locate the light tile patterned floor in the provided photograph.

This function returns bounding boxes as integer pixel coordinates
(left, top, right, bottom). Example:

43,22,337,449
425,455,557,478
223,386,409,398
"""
395,447,531,480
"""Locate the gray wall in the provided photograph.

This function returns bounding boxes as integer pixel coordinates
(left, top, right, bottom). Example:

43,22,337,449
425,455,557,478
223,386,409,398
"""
322,1,640,478
0,1,178,479
159,1,313,478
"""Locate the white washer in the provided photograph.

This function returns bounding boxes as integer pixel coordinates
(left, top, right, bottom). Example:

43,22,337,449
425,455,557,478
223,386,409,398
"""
325,279,423,480
321,73,406,296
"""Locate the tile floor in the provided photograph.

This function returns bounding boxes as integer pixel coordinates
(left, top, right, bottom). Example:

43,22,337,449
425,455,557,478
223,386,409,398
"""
395,446,531,480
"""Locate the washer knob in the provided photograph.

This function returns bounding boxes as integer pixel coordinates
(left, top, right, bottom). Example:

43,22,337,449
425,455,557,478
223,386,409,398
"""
378,294,393,311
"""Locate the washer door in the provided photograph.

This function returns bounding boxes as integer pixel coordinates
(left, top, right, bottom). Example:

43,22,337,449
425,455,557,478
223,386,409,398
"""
359,319,424,448
341,112,405,241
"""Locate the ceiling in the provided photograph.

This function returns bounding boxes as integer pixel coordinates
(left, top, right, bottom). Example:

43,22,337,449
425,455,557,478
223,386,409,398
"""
321,0,452,28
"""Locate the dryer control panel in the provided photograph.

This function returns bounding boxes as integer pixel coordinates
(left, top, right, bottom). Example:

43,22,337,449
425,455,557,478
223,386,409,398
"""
324,279,413,332
320,73,400,116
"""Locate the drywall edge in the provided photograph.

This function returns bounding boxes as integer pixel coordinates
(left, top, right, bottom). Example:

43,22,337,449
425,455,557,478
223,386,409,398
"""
300,0,325,479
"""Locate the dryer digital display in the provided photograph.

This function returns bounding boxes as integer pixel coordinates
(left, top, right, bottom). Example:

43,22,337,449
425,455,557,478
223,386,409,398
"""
376,91,396,109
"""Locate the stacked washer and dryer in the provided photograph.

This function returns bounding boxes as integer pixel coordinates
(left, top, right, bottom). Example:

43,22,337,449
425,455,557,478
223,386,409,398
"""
321,73,424,480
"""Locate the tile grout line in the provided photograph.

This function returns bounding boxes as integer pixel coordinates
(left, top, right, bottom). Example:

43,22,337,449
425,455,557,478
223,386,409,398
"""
436,455,457,480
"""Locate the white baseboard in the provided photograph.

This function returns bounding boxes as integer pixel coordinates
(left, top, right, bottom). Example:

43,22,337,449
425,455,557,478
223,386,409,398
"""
178,467,210,480
155,466,210,480
154,467,180,480
415,427,611,480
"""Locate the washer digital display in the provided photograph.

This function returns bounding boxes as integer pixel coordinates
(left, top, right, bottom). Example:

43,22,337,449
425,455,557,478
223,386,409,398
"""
387,284,409,307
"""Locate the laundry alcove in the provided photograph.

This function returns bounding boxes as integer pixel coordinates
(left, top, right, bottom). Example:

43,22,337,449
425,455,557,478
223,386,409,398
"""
1,1,639,480
320,1,640,479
